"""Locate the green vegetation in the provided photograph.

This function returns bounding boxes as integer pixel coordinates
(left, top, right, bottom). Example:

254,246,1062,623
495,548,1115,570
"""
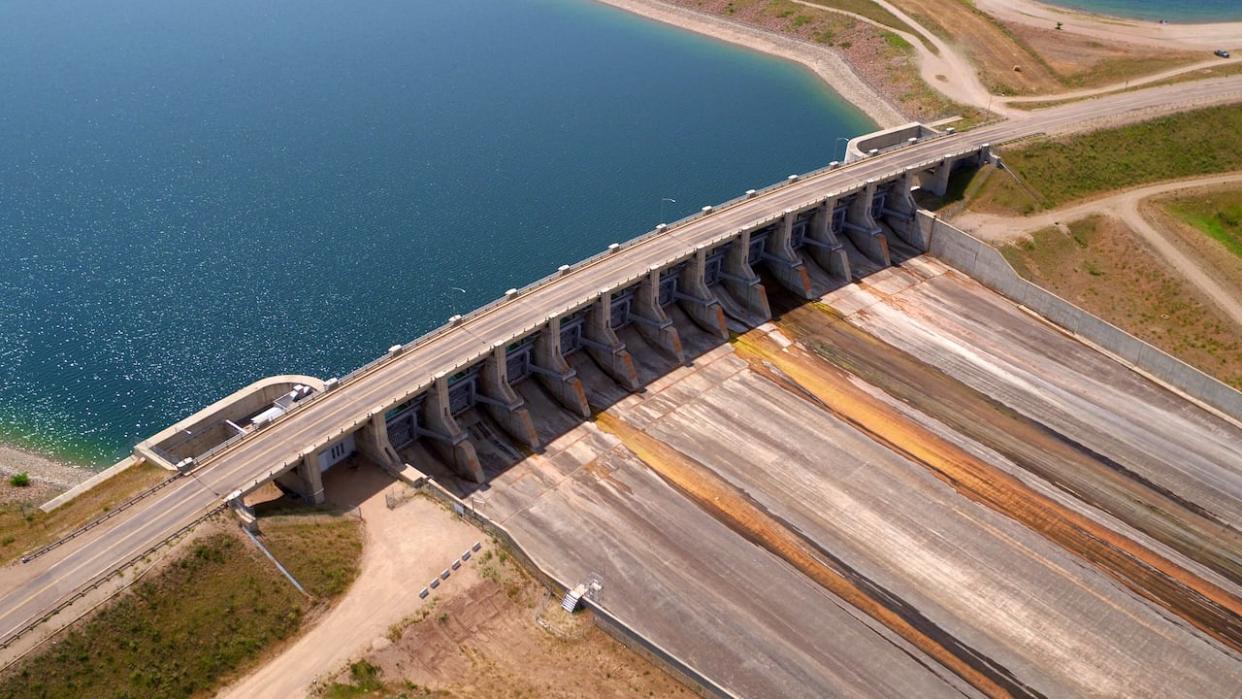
1164,191,1242,260
882,31,911,51
261,514,364,598
0,535,306,699
323,660,387,698
801,0,924,48
944,105,1242,217
0,460,166,564
9,472,30,488
995,104,1242,209
0,504,365,698
1001,216,1242,388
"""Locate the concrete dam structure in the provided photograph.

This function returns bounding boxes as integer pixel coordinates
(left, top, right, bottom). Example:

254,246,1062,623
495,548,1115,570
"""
256,140,988,506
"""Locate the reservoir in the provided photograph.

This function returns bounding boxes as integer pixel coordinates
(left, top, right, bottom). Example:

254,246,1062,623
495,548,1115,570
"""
1040,0,1242,22
0,0,873,465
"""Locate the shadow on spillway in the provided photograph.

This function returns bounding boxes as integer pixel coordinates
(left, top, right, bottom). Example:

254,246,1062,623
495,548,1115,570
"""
403,220,926,502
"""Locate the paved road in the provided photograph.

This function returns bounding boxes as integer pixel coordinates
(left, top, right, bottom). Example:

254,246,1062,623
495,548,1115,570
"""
2,75,1241,649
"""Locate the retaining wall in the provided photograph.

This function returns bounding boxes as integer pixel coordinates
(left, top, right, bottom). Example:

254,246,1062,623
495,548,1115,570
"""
921,211,1242,421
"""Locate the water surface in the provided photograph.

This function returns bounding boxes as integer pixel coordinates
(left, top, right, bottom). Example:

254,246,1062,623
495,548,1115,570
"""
1041,0,1242,22
0,0,872,465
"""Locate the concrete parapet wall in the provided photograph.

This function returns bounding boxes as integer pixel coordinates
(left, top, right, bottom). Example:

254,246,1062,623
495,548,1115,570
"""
38,456,143,514
137,374,325,467
419,479,734,698
846,122,940,162
923,211,1242,421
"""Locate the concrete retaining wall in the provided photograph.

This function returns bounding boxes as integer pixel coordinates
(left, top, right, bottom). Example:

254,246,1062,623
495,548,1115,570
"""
922,211,1242,421
419,479,733,698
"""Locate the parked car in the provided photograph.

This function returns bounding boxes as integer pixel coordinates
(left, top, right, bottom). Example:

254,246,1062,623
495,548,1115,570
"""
1216,49,1231,59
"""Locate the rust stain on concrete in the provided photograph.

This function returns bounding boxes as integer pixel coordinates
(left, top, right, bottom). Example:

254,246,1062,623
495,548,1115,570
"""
730,329,1242,654
595,412,1031,699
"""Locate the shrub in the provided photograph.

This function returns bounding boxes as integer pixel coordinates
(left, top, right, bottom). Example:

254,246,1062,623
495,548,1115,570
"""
9,473,30,488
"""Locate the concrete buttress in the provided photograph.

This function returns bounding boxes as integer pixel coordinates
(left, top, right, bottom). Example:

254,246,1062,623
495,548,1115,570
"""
420,377,485,483
676,250,729,339
479,346,540,449
585,292,641,391
720,231,772,324
764,212,815,298
882,171,925,250
533,318,592,417
356,413,403,473
844,182,892,266
807,200,852,281
275,456,325,505
925,158,953,197
632,270,686,363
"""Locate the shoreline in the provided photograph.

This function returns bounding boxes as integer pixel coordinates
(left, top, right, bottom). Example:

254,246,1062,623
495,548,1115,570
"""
591,0,906,129
0,442,94,491
977,0,1242,50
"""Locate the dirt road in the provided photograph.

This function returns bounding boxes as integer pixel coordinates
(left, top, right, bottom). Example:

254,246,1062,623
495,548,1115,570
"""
954,172,1242,326
218,466,482,699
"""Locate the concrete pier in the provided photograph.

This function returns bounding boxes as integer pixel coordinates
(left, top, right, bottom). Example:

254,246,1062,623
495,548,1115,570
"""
533,317,592,417
276,456,325,505
676,250,729,339
806,201,852,281
356,414,403,472
632,270,686,363
585,293,641,391
844,182,892,265
764,212,815,298
880,172,924,250
719,232,771,325
478,347,540,449
420,377,485,483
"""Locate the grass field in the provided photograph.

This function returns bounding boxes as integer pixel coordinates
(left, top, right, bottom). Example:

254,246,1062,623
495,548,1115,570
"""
991,104,1242,209
1163,190,1242,261
1001,216,1242,388
944,104,1242,217
0,506,364,699
0,461,167,565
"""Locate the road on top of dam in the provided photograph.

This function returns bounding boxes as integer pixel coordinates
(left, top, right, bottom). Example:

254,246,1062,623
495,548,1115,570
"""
1,74,1241,660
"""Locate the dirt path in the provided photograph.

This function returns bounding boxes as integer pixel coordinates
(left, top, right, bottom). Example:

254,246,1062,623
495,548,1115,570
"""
218,465,482,699
977,0,1242,51
791,0,1016,116
1001,58,1237,105
954,172,1242,326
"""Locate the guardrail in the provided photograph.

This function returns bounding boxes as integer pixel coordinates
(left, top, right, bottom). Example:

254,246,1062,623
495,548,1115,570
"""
0,502,227,653
19,472,186,565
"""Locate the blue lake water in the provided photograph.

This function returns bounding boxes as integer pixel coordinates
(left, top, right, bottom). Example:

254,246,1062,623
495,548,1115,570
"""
0,0,872,466
1041,0,1242,22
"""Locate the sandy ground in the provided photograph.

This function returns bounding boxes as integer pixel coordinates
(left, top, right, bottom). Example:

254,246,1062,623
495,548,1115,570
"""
954,171,1242,326
334,545,690,697
792,0,1010,115
592,0,906,127
977,0,1242,51
0,444,91,493
218,465,483,699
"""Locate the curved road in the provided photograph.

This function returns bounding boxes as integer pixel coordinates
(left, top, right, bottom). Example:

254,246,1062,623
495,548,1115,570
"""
2,75,1242,652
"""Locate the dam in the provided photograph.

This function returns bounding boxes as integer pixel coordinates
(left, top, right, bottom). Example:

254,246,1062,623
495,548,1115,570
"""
3,77,1242,697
